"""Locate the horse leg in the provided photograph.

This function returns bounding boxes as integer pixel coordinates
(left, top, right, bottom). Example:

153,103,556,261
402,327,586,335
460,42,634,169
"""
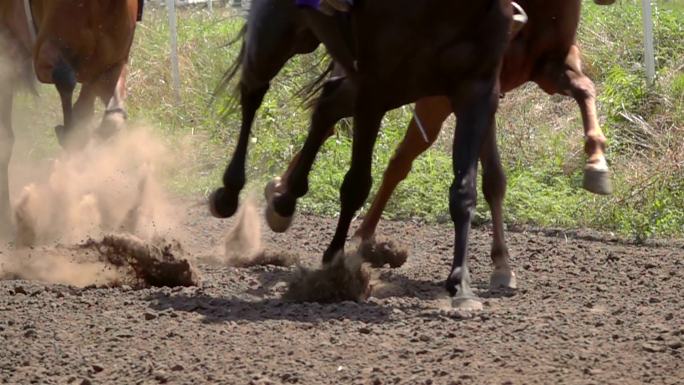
265,77,355,233
209,81,270,219
565,46,611,195
537,45,611,195
72,84,97,128
264,64,348,200
354,96,451,240
479,120,516,290
322,92,384,263
447,82,499,310
52,59,77,148
209,4,316,219
94,62,128,141
264,126,335,203
53,83,98,150
0,86,14,235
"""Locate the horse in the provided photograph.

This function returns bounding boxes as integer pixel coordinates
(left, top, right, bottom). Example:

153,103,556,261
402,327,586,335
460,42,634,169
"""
0,0,141,234
212,0,513,309
211,0,615,307
347,0,616,252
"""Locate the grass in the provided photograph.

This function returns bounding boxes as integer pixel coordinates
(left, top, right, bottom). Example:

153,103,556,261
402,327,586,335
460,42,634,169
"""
15,2,684,241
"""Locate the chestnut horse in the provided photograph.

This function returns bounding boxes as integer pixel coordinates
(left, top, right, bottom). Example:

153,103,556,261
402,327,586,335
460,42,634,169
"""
213,0,513,308
0,0,140,234
352,0,615,251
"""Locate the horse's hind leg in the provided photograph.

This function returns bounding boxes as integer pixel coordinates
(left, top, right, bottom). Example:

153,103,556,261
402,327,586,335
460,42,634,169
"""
53,59,77,148
265,77,355,233
94,62,129,141
72,84,97,129
322,89,384,263
354,96,450,240
479,120,516,290
0,84,14,235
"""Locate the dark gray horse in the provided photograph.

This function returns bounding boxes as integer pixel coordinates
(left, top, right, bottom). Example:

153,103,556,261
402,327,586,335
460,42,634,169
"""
211,0,513,309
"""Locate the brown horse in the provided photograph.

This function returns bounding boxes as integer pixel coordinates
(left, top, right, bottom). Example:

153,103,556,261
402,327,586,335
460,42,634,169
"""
0,0,140,234
268,0,615,289
351,0,614,255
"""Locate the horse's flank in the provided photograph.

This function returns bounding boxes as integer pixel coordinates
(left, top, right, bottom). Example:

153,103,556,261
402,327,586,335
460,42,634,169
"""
1,0,138,85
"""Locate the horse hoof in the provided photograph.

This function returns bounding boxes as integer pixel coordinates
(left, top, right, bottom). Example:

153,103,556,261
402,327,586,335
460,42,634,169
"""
98,112,126,141
264,177,282,202
54,125,67,147
451,296,483,311
583,168,613,195
490,268,517,290
208,187,238,218
265,199,293,233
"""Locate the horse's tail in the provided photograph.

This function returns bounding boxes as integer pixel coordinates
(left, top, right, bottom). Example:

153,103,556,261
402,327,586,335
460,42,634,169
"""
296,57,334,109
212,24,247,116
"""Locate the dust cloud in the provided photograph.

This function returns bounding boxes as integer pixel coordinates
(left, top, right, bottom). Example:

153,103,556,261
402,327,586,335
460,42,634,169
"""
0,126,197,288
220,195,298,268
12,128,176,245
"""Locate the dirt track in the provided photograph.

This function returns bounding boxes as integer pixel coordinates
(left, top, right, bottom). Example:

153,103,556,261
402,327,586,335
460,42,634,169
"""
1,201,682,385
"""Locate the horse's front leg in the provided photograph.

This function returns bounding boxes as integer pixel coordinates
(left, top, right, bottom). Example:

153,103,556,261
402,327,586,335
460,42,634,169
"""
265,77,355,233
447,79,500,311
535,45,611,195
209,81,270,219
479,119,516,290
564,46,611,195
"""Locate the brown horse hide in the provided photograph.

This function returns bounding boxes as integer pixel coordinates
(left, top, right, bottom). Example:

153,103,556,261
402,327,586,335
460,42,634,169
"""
29,0,138,84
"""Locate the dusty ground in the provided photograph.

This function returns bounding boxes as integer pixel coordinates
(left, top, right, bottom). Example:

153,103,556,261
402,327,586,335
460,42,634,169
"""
1,201,682,385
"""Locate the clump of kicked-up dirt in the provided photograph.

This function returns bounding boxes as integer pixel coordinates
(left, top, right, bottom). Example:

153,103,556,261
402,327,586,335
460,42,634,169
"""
228,248,300,268
0,234,199,289
357,236,409,268
222,197,299,268
284,250,371,303
82,234,199,288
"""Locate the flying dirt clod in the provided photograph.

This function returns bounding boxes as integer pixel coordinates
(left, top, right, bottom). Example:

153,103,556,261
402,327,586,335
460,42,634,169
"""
0,234,198,288
284,250,371,303
358,236,409,268
83,234,199,288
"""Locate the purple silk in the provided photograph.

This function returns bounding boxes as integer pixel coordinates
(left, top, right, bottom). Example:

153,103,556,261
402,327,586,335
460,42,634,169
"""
296,0,321,8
